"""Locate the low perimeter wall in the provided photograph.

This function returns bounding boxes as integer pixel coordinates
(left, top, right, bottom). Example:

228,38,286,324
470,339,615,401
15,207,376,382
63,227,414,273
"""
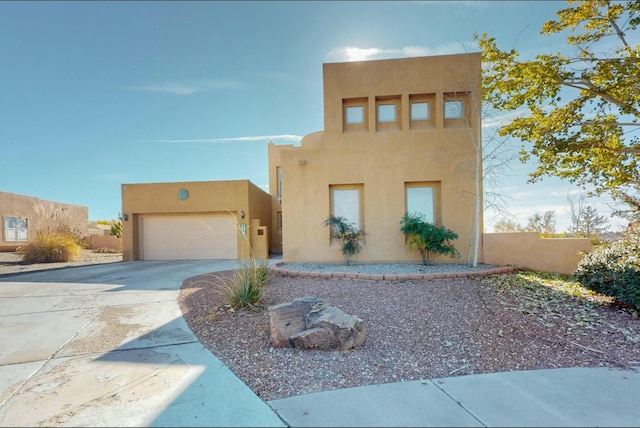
86,236,122,251
482,232,592,275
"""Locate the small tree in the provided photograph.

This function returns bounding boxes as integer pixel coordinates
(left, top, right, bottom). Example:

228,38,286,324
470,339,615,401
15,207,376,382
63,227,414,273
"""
525,211,557,236
323,215,366,266
110,213,123,238
399,213,460,265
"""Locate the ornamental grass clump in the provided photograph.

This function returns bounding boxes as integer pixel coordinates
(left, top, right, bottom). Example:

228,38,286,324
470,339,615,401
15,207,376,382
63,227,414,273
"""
220,258,271,311
19,202,87,263
20,232,82,263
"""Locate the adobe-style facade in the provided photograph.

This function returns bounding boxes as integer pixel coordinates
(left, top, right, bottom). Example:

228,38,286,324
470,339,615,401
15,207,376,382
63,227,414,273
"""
120,180,271,261
119,53,483,264
0,191,88,251
269,53,483,263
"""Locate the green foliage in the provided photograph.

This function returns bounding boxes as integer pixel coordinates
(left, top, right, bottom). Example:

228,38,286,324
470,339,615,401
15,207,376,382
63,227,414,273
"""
110,214,123,238
572,223,640,309
220,258,270,311
399,213,460,265
20,232,82,263
476,1,640,213
323,215,366,266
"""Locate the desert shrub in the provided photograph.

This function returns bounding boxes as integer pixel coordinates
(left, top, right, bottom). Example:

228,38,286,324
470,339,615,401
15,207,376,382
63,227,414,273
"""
20,232,82,263
92,247,121,254
399,213,460,265
110,215,122,238
219,258,270,311
323,215,366,266
572,223,640,309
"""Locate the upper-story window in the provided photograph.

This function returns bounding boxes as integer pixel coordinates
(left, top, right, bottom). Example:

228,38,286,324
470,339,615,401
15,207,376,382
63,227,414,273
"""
410,102,429,120
376,95,401,131
343,98,368,133
444,92,470,127
409,93,436,129
444,100,463,119
346,106,365,124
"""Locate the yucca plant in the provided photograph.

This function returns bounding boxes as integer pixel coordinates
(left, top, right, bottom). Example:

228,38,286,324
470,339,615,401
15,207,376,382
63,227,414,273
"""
219,258,271,311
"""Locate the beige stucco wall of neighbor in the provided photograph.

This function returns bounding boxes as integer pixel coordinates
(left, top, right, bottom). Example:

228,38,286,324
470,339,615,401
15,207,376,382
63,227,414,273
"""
0,191,88,251
482,232,593,275
120,180,271,261
86,235,122,251
269,53,482,264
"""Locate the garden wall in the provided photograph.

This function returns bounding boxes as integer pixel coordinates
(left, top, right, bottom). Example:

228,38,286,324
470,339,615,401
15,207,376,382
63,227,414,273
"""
87,235,122,251
482,232,592,275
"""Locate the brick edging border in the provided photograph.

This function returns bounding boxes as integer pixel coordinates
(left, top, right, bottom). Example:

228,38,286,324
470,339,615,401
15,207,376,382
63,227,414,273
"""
271,262,520,281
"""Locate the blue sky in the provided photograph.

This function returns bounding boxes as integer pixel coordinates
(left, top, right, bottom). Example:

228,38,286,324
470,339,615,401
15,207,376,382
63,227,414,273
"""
0,1,629,232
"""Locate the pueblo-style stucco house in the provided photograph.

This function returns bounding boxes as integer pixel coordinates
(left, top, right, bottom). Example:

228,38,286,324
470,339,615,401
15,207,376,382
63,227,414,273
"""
0,191,88,251
121,52,483,263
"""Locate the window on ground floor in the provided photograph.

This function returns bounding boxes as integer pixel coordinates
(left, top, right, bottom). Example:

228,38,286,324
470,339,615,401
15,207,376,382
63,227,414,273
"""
329,184,364,232
4,216,28,241
405,182,441,224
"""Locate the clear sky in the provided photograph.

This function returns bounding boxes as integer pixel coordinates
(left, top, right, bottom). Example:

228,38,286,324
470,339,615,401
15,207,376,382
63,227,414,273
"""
0,1,629,232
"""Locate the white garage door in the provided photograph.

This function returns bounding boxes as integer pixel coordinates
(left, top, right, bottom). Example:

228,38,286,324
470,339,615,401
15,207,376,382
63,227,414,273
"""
139,214,238,260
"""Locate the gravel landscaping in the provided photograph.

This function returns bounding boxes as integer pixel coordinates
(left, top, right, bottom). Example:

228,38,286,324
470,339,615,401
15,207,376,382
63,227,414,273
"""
179,264,640,401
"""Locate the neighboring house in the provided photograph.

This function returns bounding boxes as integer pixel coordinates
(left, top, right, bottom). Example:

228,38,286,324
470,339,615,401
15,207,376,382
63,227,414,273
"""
0,191,88,251
120,53,483,264
269,53,482,263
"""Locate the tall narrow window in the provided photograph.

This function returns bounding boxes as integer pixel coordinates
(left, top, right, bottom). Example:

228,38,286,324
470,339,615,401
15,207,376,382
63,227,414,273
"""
4,216,28,241
405,182,440,224
276,166,283,203
330,184,363,231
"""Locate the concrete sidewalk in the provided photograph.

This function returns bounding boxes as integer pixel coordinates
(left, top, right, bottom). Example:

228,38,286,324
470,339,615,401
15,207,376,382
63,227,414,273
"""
269,366,640,427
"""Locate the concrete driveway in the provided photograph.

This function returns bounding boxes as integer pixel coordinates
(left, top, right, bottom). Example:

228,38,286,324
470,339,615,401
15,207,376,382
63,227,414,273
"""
0,260,286,427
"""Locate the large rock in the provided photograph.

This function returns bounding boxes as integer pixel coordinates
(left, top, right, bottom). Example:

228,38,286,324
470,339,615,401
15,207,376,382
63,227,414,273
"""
268,296,366,351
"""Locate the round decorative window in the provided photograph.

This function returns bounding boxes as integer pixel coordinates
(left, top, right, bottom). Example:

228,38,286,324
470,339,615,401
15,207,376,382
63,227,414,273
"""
178,188,189,200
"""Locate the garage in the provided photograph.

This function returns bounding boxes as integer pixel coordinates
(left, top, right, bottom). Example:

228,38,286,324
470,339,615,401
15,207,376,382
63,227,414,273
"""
139,214,238,260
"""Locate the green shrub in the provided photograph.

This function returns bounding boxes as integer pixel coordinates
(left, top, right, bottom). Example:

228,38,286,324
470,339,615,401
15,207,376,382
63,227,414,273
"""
20,232,82,263
399,213,460,265
571,223,640,309
219,258,270,311
323,215,366,266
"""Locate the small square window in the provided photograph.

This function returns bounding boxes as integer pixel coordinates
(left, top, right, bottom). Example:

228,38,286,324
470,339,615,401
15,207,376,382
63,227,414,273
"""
346,106,365,124
343,98,368,132
444,100,463,119
411,102,429,121
377,104,396,122
375,95,401,131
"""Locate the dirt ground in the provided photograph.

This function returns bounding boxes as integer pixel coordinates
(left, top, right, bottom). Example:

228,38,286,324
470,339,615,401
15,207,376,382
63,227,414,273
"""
0,250,122,276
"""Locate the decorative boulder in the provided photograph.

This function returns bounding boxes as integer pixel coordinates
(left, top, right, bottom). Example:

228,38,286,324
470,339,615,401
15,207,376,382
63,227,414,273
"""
268,296,366,351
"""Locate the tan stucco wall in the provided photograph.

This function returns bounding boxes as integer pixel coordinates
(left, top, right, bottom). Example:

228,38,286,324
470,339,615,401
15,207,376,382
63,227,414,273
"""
482,232,593,274
269,53,482,264
0,191,88,250
87,235,122,251
121,180,271,261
